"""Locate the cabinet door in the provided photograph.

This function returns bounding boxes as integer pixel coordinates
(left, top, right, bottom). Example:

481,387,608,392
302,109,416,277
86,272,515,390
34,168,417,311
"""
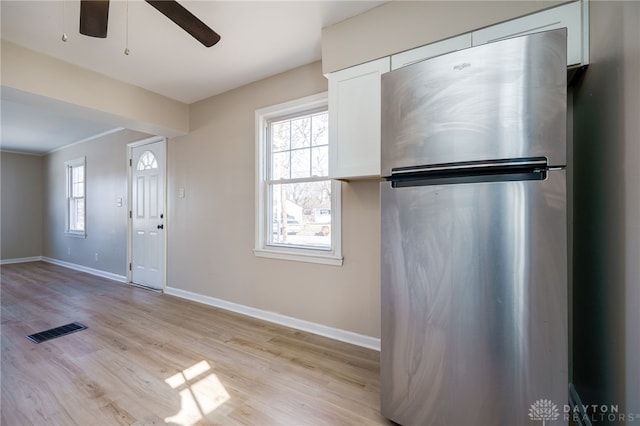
391,34,472,71
328,57,390,179
472,1,585,67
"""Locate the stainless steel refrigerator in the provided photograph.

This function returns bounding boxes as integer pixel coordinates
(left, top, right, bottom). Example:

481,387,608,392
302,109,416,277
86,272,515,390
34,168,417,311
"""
380,29,568,425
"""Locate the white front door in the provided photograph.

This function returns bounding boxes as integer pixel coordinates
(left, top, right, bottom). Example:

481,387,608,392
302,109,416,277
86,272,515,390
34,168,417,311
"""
131,140,165,290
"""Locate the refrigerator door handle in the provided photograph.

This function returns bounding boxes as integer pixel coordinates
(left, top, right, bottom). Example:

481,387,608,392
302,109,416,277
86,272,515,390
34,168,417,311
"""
389,157,548,178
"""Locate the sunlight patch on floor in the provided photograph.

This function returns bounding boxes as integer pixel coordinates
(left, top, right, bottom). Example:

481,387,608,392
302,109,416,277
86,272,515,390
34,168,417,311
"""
164,360,230,425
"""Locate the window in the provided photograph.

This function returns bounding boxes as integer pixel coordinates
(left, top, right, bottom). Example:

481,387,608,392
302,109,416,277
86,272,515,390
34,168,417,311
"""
65,157,86,237
255,92,342,265
137,150,158,170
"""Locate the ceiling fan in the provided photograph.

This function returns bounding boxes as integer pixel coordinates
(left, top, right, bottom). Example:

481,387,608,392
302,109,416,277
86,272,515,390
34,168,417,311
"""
79,0,221,47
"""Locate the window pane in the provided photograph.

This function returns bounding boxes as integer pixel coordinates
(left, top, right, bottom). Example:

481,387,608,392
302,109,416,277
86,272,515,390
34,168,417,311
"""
73,165,84,182
311,113,328,146
73,182,84,197
271,121,290,152
72,165,84,197
76,199,85,231
311,146,328,177
71,165,83,197
269,181,331,249
290,148,311,179
69,199,76,229
271,152,290,180
290,117,310,149
70,198,85,231
137,151,158,171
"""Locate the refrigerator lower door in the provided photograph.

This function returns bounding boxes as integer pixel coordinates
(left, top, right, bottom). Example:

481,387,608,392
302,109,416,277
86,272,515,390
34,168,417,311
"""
380,170,567,426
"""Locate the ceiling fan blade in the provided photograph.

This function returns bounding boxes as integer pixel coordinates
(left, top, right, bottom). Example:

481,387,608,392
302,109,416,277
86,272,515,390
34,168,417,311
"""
79,0,110,38
145,0,221,47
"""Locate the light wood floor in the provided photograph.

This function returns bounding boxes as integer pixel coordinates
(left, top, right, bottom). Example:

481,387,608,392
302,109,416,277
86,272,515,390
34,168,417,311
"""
1,262,390,425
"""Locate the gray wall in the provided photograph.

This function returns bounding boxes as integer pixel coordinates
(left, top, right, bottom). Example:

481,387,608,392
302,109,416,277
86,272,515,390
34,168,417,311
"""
0,152,44,260
168,61,382,338
572,0,639,417
43,129,151,276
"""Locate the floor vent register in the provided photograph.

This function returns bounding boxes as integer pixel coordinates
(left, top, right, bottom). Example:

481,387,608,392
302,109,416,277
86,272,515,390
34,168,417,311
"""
26,322,87,344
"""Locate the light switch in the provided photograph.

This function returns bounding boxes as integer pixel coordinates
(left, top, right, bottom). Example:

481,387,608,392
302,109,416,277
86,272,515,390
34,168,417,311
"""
178,188,185,198
116,197,123,207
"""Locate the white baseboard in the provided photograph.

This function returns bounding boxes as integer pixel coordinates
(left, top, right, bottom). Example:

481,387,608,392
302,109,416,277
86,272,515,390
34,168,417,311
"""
165,286,381,351
42,257,127,283
0,256,43,265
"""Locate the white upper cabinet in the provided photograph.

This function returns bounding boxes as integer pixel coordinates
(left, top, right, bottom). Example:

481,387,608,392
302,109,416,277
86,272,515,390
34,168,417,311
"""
391,34,472,71
472,1,588,67
328,57,390,180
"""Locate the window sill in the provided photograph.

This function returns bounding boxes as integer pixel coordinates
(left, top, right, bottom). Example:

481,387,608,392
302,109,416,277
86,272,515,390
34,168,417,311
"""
65,231,87,239
254,248,343,266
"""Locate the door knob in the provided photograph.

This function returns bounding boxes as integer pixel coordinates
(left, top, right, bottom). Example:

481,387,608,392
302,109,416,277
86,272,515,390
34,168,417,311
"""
157,224,164,229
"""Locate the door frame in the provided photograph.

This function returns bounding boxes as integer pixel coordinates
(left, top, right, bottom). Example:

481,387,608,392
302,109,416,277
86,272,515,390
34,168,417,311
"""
127,136,167,290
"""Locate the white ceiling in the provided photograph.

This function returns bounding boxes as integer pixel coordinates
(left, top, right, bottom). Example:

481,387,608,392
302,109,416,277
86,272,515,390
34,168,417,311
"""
0,0,384,154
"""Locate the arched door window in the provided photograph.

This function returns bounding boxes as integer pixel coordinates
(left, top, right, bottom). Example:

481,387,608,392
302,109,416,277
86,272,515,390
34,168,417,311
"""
137,150,158,171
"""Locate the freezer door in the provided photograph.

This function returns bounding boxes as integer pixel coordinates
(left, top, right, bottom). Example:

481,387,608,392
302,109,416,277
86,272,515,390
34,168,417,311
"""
380,171,567,426
381,29,567,177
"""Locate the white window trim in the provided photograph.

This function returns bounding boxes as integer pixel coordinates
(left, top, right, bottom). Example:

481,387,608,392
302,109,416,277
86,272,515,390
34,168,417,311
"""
254,92,343,266
65,156,87,238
